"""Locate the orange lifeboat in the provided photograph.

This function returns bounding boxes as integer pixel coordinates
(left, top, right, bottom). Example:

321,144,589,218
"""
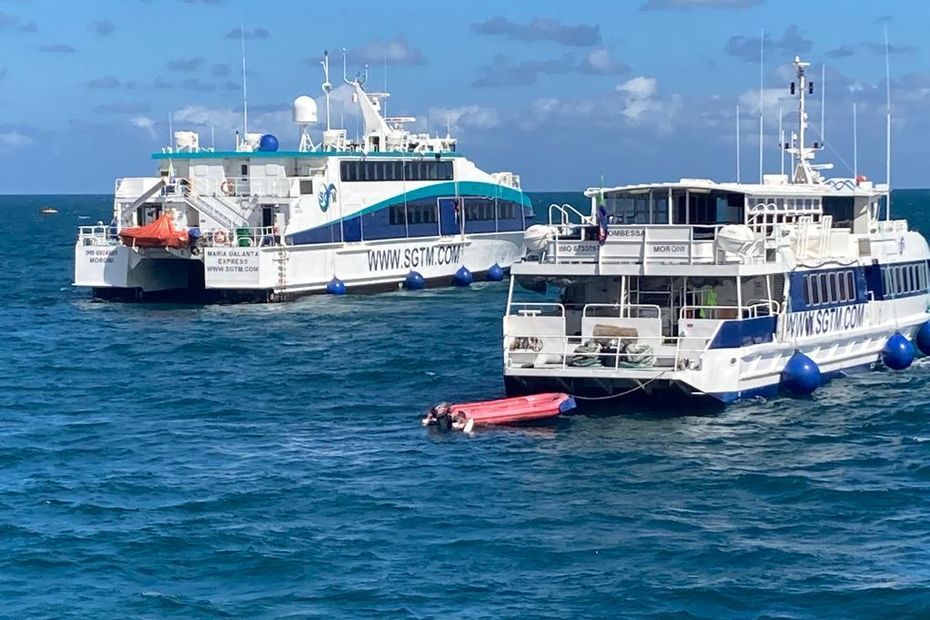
119,213,188,249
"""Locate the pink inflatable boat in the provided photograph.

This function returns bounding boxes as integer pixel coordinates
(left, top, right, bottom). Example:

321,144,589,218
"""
423,393,576,432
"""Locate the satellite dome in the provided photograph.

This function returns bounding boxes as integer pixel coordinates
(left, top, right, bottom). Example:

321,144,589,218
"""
293,95,318,124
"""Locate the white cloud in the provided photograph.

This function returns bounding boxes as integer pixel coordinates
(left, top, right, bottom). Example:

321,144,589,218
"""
0,130,32,147
130,116,158,139
349,35,424,65
614,76,680,130
426,105,500,134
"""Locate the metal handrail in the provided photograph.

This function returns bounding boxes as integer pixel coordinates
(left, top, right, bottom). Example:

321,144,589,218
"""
581,303,662,319
504,332,708,372
507,302,566,317
202,226,281,248
679,302,780,320
548,202,590,227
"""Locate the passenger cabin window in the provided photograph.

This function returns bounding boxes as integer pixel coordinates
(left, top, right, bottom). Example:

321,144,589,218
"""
823,196,855,228
299,180,313,195
803,270,856,307
240,164,248,176
883,263,928,297
340,160,453,182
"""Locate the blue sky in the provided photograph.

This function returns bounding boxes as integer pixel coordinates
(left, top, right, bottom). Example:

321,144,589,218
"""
1,0,928,193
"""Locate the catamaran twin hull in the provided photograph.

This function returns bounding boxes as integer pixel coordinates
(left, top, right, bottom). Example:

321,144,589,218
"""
75,233,524,301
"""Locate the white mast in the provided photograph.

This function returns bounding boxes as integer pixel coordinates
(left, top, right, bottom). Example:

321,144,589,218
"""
240,18,248,140
884,27,892,218
853,102,858,180
788,56,816,184
820,64,826,145
778,106,784,176
758,29,764,183
736,103,741,183
321,51,332,131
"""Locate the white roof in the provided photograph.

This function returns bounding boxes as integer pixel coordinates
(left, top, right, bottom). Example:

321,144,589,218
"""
585,177,888,198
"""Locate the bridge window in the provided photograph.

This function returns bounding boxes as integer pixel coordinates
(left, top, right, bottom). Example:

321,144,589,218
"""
341,159,453,182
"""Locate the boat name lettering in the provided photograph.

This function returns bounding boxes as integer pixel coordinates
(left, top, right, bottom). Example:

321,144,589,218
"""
557,243,599,256
367,244,463,272
607,228,644,238
206,248,260,274
649,243,688,255
784,304,867,338
84,248,117,264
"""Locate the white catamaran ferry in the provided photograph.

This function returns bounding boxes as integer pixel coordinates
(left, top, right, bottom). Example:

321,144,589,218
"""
503,56,930,404
74,52,531,301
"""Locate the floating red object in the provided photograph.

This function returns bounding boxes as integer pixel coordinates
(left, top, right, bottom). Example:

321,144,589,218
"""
423,393,576,432
119,214,188,249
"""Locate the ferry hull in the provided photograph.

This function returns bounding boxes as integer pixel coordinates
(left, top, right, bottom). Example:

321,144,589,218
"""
76,233,523,302
504,318,928,406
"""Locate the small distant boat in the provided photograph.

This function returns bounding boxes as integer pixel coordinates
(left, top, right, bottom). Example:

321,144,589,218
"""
423,393,576,432
39,206,58,215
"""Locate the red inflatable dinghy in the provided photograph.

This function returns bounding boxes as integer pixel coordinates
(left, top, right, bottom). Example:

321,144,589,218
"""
423,393,576,432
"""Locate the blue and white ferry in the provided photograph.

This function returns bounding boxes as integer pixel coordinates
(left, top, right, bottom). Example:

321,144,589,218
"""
503,57,930,404
74,52,531,301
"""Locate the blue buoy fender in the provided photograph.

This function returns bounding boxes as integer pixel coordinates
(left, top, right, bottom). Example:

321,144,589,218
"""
882,332,914,370
486,263,504,282
326,277,346,295
781,351,821,395
452,266,473,287
916,322,930,356
404,271,425,290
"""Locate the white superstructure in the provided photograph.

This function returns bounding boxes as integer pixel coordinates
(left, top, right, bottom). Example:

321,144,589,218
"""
503,57,930,404
74,51,531,301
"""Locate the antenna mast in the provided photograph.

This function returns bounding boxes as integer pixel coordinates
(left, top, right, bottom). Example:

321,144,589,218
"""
853,102,858,180
321,50,332,131
884,27,892,217
788,56,816,184
758,29,764,183
736,103,741,183
778,106,784,176
820,64,826,144
240,19,248,144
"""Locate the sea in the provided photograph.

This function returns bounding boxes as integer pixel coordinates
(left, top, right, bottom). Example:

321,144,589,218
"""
2,190,930,618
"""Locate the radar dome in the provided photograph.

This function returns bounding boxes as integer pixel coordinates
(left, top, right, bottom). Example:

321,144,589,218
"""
293,96,318,124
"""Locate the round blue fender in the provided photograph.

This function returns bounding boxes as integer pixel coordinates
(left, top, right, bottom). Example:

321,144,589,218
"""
404,271,425,290
486,263,504,282
882,332,914,370
326,277,346,295
915,322,930,356
781,350,821,395
452,266,473,287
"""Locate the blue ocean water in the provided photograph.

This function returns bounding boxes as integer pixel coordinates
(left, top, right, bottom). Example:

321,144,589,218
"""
2,191,930,618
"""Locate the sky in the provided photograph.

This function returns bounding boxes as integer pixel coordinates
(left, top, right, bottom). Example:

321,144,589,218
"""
1,0,929,193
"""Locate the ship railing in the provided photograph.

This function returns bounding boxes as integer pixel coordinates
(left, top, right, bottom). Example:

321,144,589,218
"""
548,202,591,227
582,303,661,319
504,332,708,373
199,226,282,248
538,223,770,266
162,176,292,199
678,303,778,320
77,225,120,246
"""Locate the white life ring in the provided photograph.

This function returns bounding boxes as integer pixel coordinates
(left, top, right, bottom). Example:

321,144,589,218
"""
221,179,234,195
214,230,228,245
